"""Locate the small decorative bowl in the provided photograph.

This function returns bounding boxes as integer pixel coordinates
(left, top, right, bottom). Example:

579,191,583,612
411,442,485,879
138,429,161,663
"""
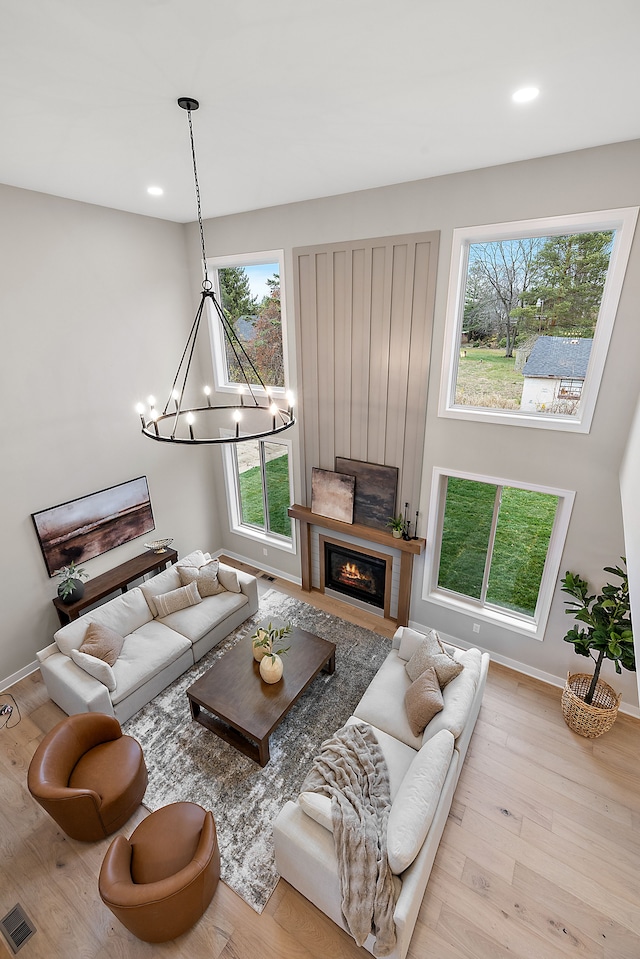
144,538,174,553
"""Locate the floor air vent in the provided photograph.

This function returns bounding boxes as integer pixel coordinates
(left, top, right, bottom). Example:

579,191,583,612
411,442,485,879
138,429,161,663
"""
0,904,36,953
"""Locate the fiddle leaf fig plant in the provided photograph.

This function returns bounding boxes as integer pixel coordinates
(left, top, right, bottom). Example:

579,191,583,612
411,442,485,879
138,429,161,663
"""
560,559,635,706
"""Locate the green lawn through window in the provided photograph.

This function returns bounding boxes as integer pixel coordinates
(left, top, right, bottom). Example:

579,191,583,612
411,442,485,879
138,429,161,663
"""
239,453,291,537
438,477,557,617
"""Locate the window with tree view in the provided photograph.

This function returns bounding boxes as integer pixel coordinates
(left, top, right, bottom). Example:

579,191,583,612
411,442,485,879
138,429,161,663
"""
426,470,574,636
440,209,637,432
210,254,286,392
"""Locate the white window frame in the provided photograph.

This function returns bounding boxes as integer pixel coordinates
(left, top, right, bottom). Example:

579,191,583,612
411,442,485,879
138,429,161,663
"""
438,207,638,433
422,467,575,639
222,433,295,553
206,249,290,398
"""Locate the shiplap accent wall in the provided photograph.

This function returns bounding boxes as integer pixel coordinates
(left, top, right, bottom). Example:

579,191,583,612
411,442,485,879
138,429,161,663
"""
294,231,439,518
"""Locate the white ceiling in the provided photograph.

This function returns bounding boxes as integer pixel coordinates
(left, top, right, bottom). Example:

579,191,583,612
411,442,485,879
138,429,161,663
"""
2,0,639,223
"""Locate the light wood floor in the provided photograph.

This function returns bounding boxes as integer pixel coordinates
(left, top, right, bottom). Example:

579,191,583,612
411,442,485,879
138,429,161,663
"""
1,570,639,959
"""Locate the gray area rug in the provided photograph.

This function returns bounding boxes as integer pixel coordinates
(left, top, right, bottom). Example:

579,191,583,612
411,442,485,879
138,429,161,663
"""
124,591,391,913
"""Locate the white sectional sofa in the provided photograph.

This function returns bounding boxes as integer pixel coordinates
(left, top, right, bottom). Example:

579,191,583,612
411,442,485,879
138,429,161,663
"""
273,625,490,959
37,551,259,724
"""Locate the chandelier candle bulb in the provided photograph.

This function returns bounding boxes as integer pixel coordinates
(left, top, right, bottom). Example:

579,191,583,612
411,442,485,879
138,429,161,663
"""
136,403,146,428
172,389,181,411
186,412,195,440
204,385,212,407
237,386,245,406
270,402,279,430
233,409,242,437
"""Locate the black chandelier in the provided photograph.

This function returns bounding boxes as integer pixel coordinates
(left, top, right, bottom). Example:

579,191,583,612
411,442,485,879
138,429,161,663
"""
136,97,296,445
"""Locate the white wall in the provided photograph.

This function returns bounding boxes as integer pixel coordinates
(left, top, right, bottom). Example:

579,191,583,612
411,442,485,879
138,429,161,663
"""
0,185,221,684
190,139,640,709
620,397,640,704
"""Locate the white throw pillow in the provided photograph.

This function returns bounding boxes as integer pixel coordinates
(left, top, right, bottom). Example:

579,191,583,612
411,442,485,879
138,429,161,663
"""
298,791,333,832
386,729,454,874
70,648,117,691
218,566,241,593
155,581,202,617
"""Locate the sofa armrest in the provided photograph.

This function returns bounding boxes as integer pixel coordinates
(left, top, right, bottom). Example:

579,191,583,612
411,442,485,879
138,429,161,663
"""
38,650,114,717
235,568,259,613
37,642,59,664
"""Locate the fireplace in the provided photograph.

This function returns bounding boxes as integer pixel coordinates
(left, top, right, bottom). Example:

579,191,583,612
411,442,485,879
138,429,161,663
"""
322,539,391,614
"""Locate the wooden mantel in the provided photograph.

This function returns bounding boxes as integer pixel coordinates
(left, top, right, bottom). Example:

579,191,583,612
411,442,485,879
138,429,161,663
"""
288,505,425,626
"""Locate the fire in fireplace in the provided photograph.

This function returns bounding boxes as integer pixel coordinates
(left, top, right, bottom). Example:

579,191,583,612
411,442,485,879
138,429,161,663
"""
324,542,387,610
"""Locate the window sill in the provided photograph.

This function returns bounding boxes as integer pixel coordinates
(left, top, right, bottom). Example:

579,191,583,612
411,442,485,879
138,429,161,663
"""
229,523,295,554
424,589,544,640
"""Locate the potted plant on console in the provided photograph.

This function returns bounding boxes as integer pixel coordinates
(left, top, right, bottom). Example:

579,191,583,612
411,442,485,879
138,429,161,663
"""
252,622,292,684
55,561,89,605
560,558,634,738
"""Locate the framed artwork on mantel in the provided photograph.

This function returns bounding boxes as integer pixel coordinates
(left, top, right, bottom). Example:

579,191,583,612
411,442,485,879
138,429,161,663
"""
311,468,355,524
335,458,398,530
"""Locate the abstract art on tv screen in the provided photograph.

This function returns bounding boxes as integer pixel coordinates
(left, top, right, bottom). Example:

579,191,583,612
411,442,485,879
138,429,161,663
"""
32,476,155,577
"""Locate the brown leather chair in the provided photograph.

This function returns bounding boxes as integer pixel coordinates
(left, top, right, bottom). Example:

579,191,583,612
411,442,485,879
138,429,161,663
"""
27,712,147,842
98,801,220,942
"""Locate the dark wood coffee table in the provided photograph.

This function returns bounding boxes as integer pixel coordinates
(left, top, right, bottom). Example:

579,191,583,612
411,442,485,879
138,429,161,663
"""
186,627,336,766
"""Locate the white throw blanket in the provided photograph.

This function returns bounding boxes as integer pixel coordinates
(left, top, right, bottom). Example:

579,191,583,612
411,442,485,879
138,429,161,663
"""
301,722,397,956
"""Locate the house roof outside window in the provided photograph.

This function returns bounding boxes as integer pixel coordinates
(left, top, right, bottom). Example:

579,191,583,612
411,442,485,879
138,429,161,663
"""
522,336,593,379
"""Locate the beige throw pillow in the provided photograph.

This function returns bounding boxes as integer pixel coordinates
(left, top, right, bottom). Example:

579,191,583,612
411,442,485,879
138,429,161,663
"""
155,581,202,617
79,622,124,666
405,630,463,688
404,667,444,736
178,559,224,597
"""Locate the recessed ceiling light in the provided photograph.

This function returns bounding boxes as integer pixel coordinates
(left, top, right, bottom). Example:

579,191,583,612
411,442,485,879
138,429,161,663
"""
147,186,164,196
512,86,540,104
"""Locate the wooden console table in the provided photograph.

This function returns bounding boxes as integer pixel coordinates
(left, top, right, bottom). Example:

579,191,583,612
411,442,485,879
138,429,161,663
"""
288,505,425,627
52,548,178,626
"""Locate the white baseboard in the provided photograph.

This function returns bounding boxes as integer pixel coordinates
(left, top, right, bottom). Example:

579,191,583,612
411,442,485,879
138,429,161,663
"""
1,660,38,693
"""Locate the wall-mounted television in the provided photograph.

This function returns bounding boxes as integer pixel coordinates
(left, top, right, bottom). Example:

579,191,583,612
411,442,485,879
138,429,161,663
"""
32,476,155,577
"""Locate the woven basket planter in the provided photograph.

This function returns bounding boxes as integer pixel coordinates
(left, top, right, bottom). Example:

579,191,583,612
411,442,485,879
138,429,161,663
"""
561,672,621,738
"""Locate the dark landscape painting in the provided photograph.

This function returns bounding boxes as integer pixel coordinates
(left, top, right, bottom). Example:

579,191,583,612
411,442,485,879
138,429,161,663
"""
335,458,398,530
32,476,155,576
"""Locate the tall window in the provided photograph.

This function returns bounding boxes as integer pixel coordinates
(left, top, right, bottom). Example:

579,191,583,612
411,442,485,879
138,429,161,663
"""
207,250,287,395
439,208,638,432
424,469,574,637
225,438,293,545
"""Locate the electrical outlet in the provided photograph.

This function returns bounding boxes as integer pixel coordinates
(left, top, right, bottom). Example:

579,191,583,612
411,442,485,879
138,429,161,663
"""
263,548,268,556
473,623,480,634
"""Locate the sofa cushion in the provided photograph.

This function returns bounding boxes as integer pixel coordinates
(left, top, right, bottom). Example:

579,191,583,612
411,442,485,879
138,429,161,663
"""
353,650,422,750
110,621,192,705
405,631,463,688
218,564,241,593
404,667,444,736
421,647,482,745
154,581,202,617
79,622,124,666
178,559,225,597
55,588,153,657
158,590,248,644
386,729,454,875
140,567,183,616
177,549,209,568
299,717,418,834
70,648,117,691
